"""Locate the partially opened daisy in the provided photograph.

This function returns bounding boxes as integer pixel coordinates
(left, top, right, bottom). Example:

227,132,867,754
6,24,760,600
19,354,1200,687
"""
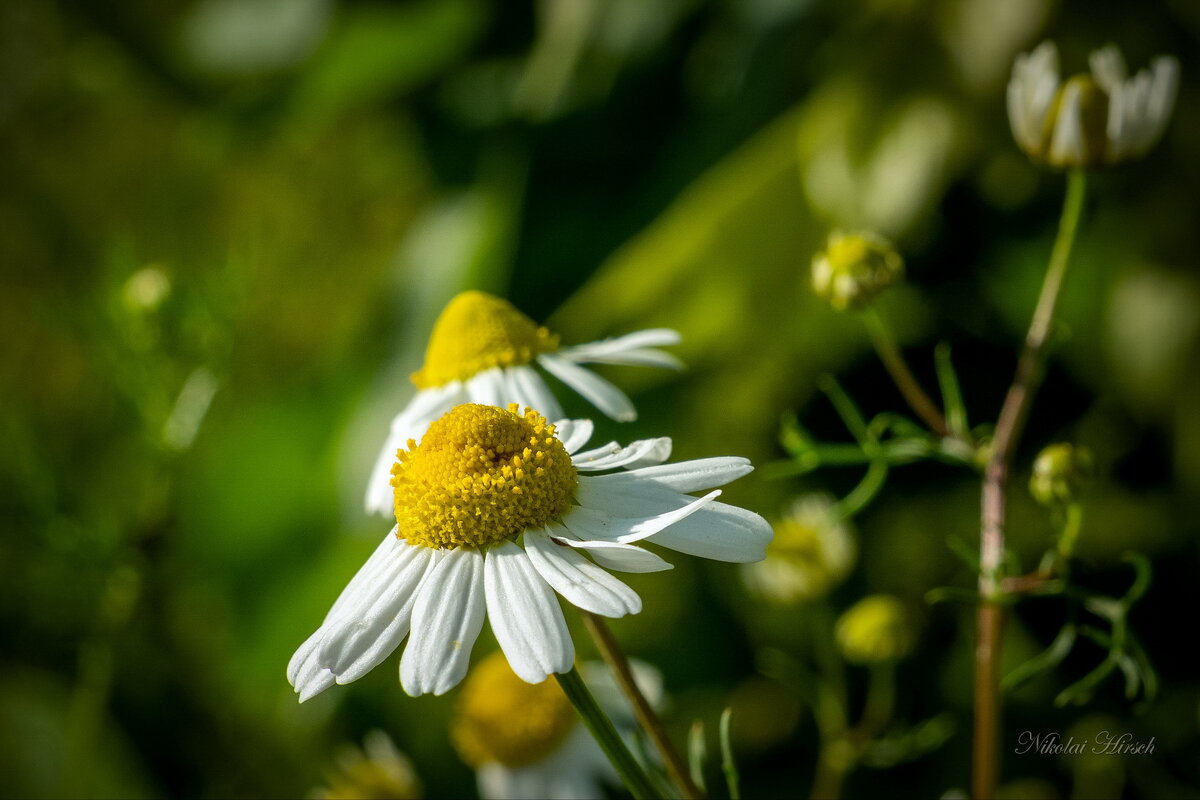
1008,41,1179,169
364,291,682,515
291,403,770,699
452,651,662,800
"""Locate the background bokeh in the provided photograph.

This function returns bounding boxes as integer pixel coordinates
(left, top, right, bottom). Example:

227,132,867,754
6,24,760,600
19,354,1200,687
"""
2,0,1199,798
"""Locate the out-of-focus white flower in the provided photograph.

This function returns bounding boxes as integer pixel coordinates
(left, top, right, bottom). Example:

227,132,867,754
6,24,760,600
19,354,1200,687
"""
835,595,915,665
1008,41,1179,168
364,290,682,516
742,495,855,603
290,404,770,700
311,730,421,800
452,652,662,800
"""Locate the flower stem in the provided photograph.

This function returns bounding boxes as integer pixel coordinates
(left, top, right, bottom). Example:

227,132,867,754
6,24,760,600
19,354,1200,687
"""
863,307,950,438
974,169,1087,800
582,612,705,799
556,666,659,800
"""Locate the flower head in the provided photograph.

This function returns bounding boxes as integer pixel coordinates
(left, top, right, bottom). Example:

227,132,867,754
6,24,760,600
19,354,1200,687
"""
365,291,683,516
452,652,661,800
311,730,421,800
835,595,915,664
811,231,904,311
1008,41,1179,169
742,495,855,604
291,404,771,699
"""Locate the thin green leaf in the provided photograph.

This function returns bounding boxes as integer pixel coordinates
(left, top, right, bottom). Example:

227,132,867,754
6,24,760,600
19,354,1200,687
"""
719,707,740,800
934,343,969,437
1003,624,1076,691
688,721,707,793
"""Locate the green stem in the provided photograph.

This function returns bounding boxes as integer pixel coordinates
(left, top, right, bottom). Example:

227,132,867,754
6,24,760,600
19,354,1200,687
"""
863,308,950,438
556,667,659,800
974,169,1087,800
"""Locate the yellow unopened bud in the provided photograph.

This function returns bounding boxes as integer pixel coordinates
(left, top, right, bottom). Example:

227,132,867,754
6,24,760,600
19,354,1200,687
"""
1029,443,1093,507
835,595,914,664
811,231,904,311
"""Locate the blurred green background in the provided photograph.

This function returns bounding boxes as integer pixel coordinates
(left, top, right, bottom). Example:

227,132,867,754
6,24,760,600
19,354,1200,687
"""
2,0,1198,797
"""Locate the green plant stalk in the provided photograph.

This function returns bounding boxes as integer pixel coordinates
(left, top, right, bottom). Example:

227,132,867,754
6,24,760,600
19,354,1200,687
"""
556,667,659,800
720,708,740,800
974,169,1087,800
863,308,950,437
582,612,705,799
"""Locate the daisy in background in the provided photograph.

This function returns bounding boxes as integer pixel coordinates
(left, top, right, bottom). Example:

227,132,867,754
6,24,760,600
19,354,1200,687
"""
365,291,683,516
742,494,855,604
1008,40,1178,169
311,729,421,800
452,651,663,800
291,403,771,700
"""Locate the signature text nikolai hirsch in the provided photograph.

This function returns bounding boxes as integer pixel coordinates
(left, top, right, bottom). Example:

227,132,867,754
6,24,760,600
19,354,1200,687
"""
1015,730,1155,756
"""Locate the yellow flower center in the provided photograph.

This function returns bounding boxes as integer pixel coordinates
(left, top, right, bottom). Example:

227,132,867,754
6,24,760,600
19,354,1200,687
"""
452,651,578,768
411,291,560,388
390,404,577,550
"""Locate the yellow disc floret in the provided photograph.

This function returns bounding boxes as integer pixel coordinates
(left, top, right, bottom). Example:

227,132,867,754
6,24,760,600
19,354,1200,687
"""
391,404,577,550
452,651,578,768
411,291,560,389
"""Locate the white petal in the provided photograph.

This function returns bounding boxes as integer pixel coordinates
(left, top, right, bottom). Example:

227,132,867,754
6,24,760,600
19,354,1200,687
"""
554,418,594,454
505,365,564,421
601,456,753,492
560,490,721,544
399,548,486,696
1089,44,1128,93
548,530,674,573
320,546,434,684
647,502,773,563
525,529,641,618
557,328,681,358
363,385,463,515
466,367,510,408
538,354,636,422
571,437,673,472
289,528,409,693
484,541,574,684
1047,81,1085,166
566,348,685,370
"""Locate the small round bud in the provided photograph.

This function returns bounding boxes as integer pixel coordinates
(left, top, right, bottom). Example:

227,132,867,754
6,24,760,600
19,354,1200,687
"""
811,231,904,311
1029,443,1093,507
742,495,855,605
835,595,915,665
121,266,171,312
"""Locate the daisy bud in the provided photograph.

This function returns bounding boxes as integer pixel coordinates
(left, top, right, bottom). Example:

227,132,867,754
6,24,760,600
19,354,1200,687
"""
811,231,905,311
1029,443,1094,507
1008,41,1179,169
835,595,915,665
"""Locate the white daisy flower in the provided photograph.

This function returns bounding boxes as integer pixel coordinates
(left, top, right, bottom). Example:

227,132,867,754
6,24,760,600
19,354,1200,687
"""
365,291,683,516
1007,41,1179,169
742,494,855,604
291,403,771,700
452,651,662,800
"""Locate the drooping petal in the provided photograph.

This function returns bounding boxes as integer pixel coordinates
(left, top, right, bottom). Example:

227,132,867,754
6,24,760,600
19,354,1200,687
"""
319,546,435,685
484,541,574,684
525,529,641,618
399,548,486,696
647,502,773,563
559,490,721,544
547,526,673,573
538,353,636,422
